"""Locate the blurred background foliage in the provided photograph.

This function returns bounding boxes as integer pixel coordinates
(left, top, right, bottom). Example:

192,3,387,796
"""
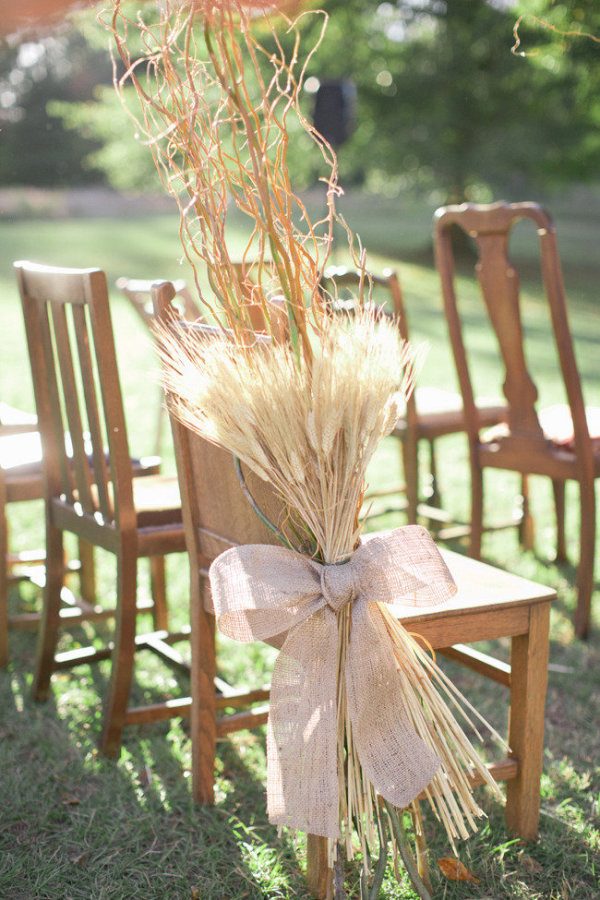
0,0,599,201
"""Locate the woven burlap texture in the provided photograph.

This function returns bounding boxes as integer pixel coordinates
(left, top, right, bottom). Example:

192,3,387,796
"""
209,524,457,839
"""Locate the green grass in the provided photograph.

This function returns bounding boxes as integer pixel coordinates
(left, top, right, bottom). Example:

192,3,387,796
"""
1,192,599,898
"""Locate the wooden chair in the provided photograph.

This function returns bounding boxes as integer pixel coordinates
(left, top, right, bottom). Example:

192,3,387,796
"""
15,261,189,756
0,400,168,667
320,266,515,538
434,201,599,638
153,279,555,899
117,277,201,458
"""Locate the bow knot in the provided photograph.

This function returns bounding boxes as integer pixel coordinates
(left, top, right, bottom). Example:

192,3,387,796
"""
208,525,457,838
320,560,356,613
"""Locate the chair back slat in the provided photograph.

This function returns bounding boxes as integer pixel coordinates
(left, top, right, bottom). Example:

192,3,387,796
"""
15,262,134,528
71,303,113,520
49,303,96,514
37,301,75,501
85,270,136,526
434,202,591,462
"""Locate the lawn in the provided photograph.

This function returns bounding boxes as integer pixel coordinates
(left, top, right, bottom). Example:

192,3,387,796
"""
0,192,599,899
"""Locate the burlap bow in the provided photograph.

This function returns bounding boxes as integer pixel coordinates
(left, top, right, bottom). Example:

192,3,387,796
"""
209,524,457,839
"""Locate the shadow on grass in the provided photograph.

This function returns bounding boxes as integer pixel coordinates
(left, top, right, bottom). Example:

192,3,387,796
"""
2,557,598,898
0,624,311,899
421,787,599,900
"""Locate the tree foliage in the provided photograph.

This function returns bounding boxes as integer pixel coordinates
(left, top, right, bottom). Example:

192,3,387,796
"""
286,0,600,199
1,1,599,199
0,28,112,186
511,0,600,185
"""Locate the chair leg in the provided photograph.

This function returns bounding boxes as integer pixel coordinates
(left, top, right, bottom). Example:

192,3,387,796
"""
401,435,419,525
518,474,535,551
154,400,165,460
0,497,9,668
149,556,168,632
574,482,596,640
32,523,64,701
552,479,567,563
191,572,217,805
505,601,550,840
427,438,441,508
469,460,483,559
100,548,138,758
77,538,97,605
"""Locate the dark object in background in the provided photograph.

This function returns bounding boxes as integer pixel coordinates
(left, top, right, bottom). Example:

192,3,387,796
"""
313,79,356,148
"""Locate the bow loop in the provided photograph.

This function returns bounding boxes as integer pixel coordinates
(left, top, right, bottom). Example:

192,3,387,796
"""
354,525,457,608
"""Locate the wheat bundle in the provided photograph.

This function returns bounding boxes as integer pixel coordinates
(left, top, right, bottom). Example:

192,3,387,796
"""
156,311,505,877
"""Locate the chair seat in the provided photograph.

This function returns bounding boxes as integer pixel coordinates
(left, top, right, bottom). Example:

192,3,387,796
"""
56,475,183,544
482,406,600,455
132,475,183,528
0,431,43,474
0,402,37,433
1,431,162,502
359,535,555,641
391,546,555,647
538,404,600,453
0,432,44,502
393,387,507,439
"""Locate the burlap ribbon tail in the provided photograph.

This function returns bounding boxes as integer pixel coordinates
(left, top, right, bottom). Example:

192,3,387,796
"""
209,524,457,839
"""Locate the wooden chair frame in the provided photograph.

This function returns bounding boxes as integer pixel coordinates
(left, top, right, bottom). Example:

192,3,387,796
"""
153,279,554,899
15,261,189,755
434,201,597,638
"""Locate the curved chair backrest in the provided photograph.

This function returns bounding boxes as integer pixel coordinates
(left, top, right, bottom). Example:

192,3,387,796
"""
117,277,201,327
15,261,136,531
434,201,593,471
151,281,287,568
319,264,408,337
